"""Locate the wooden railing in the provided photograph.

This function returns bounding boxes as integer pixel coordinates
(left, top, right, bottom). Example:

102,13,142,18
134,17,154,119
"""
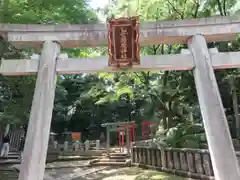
132,146,240,179
0,130,24,151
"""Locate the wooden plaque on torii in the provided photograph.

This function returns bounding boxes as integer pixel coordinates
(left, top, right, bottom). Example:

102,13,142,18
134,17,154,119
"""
107,16,140,68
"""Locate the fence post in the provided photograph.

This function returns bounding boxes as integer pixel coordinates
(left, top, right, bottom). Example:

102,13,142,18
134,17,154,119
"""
161,149,167,169
156,148,162,167
143,148,147,164
151,148,156,166
147,148,151,165
135,147,138,163
132,147,136,163
167,150,174,169
195,150,204,175
179,151,188,171
202,153,214,176
173,151,180,170
187,151,195,173
139,148,142,164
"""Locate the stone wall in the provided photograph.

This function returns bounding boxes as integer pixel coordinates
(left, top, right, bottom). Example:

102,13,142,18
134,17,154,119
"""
132,146,240,179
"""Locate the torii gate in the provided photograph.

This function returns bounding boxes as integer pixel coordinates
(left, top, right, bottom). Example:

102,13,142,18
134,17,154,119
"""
0,16,240,180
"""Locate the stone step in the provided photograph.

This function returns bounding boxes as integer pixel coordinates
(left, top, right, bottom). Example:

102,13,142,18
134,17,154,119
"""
99,158,126,162
8,152,20,156
91,161,126,166
56,156,97,162
109,152,128,156
0,155,19,160
108,155,128,159
0,159,20,165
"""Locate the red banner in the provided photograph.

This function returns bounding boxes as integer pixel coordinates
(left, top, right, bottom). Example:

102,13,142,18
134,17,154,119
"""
72,132,81,141
108,16,140,68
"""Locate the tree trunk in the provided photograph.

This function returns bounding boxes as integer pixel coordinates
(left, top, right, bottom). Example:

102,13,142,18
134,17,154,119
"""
162,116,167,130
230,77,240,138
0,0,9,23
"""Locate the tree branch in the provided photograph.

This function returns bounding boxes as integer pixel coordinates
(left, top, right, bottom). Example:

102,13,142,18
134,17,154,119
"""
166,0,184,19
182,0,188,18
134,72,145,84
150,92,184,120
223,0,227,16
168,74,184,109
161,45,164,54
141,72,150,85
152,45,160,55
216,0,224,16
193,1,200,18
168,45,172,54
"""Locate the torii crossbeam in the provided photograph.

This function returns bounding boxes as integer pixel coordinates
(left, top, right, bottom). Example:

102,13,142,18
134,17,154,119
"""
0,15,240,180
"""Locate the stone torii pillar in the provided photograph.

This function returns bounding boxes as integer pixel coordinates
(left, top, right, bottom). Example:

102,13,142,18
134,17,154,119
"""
18,41,60,180
188,35,240,180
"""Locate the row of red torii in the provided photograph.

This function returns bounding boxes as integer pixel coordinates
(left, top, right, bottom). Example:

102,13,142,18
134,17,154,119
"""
0,16,240,180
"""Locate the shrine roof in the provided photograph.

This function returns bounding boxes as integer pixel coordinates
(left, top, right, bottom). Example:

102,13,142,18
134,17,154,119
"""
101,121,136,127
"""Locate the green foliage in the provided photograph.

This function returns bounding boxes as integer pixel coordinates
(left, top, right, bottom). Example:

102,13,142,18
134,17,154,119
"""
156,122,207,149
0,0,98,126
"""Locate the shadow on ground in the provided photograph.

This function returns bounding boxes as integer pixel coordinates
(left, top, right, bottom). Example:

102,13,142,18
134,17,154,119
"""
0,164,195,180
81,167,194,180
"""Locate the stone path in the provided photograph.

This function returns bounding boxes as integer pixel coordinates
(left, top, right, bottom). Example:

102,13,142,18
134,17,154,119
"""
45,166,109,180
3,161,195,180
44,166,194,180
46,160,90,169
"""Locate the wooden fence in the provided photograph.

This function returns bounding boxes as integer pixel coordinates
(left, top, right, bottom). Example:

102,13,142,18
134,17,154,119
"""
0,130,24,151
132,146,240,180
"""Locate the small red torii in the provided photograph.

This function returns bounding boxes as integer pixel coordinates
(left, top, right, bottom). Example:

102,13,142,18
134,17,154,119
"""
116,121,153,151
116,123,137,152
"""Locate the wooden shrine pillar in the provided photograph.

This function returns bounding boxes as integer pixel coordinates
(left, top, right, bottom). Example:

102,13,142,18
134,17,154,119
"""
18,41,60,180
188,35,240,180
